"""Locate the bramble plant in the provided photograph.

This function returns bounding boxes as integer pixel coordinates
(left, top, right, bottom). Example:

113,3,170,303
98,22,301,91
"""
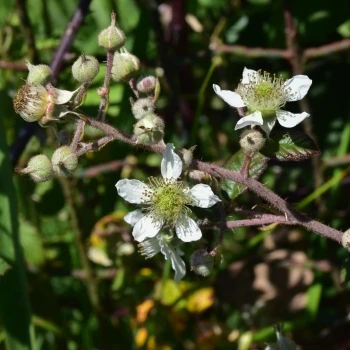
7,8,350,350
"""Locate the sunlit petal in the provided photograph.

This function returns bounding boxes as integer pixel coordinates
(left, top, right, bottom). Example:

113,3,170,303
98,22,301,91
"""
213,84,246,108
189,184,221,208
116,179,150,204
276,109,310,128
161,143,183,180
132,214,163,242
234,111,263,130
283,75,312,102
124,209,144,226
175,215,202,242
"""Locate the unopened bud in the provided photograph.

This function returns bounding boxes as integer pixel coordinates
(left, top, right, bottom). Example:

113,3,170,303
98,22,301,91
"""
26,61,52,85
72,53,99,83
52,146,78,177
239,128,265,154
136,76,158,95
190,249,214,277
111,51,139,82
342,229,350,250
133,114,164,145
131,98,155,120
17,154,53,183
98,13,125,51
178,146,196,170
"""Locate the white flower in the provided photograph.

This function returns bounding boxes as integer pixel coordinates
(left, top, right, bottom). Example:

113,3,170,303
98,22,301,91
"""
13,83,78,123
116,143,221,243
213,67,312,136
138,233,186,282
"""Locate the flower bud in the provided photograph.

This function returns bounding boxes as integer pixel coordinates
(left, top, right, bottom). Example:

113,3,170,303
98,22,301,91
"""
342,229,350,250
178,146,196,170
136,76,158,95
72,53,99,83
133,114,164,145
131,98,155,120
26,61,52,85
111,51,139,82
98,13,125,51
239,128,265,154
52,146,78,177
17,154,53,183
13,83,49,122
190,249,214,277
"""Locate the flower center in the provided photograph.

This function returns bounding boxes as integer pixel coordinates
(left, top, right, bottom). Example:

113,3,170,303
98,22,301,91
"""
237,70,293,117
143,177,193,226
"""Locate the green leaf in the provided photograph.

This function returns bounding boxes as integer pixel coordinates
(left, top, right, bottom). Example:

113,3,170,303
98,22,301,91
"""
260,131,321,161
0,258,11,277
20,219,45,267
0,116,33,349
221,150,268,199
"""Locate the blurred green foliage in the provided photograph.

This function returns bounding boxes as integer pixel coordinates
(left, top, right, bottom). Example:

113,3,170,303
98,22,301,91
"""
1,0,350,349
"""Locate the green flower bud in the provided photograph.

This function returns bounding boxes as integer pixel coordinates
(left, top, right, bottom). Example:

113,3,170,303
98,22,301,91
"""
136,76,158,95
131,98,155,120
52,146,78,177
342,229,350,250
98,13,125,51
190,249,214,277
111,51,139,82
17,154,53,183
72,53,99,83
13,83,49,122
239,129,265,154
26,61,52,85
133,114,164,145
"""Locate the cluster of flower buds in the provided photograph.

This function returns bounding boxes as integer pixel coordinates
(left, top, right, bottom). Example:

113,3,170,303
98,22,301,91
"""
17,146,78,183
130,77,164,144
127,70,163,144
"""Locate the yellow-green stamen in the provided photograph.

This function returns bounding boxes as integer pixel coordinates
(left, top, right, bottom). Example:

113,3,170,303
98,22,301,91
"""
237,70,294,117
142,177,193,226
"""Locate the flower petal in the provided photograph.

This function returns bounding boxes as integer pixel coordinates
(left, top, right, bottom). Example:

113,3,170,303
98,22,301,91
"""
234,111,263,130
161,143,182,180
116,179,150,204
242,67,258,84
124,209,144,226
175,215,202,242
276,110,310,128
283,75,312,102
189,184,221,208
212,84,246,108
132,214,163,242
259,117,277,137
51,87,79,104
159,236,186,282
